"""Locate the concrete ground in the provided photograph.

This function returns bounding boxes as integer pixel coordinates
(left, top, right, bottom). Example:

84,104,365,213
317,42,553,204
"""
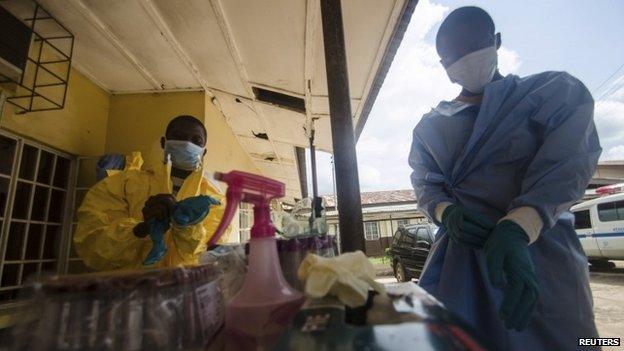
590,260,624,340
373,260,624,342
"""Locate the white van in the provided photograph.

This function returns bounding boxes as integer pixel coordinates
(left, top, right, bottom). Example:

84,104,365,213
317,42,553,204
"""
571,193,624,269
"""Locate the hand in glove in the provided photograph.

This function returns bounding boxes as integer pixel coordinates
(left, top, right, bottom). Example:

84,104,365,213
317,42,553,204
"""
442,204,496,249
485,220,539,331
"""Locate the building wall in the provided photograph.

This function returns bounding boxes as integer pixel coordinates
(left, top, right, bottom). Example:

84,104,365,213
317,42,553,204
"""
327,210,429,256
106,91,205,167
1,69,110,156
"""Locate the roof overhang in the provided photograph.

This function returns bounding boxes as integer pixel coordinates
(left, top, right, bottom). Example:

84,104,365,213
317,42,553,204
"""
1,0,417,201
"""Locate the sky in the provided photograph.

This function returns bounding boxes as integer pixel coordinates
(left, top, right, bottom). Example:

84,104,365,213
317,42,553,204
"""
309,0,624,196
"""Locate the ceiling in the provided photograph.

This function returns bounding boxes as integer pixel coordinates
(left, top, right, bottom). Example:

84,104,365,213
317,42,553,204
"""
1,0,415,201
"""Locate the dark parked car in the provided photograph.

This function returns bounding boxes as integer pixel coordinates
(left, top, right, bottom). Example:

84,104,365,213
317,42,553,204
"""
389,224,437,282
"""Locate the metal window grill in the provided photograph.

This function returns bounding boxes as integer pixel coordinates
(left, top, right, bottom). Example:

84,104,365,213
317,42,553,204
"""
0,131,76,302
0,1,74,114
66,156,98,275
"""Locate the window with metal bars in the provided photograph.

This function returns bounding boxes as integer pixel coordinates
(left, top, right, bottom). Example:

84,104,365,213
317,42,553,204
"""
66,156,98,275
364,221,380,240
0,131,75,302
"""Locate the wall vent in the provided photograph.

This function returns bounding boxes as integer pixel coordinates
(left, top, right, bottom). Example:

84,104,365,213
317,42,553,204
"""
252,87,305,113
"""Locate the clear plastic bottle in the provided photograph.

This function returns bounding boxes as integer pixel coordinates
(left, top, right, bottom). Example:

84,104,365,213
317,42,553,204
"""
225,236,303,350
207,171,304,350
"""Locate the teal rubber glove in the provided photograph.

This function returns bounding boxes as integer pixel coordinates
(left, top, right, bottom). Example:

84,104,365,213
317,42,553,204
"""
172,195,221,226
143,195,220,266
441,204,497,249
143,217,171,266
484,220,539,331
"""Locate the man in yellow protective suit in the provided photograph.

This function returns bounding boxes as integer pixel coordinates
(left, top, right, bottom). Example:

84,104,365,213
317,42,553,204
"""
74,115,226,270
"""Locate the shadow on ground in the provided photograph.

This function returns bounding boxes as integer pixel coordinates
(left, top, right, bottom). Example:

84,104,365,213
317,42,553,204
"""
372,261,393,277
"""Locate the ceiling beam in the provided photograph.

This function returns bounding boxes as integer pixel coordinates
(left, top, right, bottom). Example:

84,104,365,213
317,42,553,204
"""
141,0,279,182
110,87,204,95
139,0,214,97
67,0,161,90
71,61,111,92
236,134,321,152
252,158,296,166
209,0,289,176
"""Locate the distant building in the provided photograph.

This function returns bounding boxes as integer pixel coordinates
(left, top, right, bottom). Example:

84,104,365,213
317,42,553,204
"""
324,190,427,256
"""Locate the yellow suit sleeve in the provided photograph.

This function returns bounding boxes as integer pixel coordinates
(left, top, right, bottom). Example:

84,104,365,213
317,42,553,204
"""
74,172,148,271
170,182,228,264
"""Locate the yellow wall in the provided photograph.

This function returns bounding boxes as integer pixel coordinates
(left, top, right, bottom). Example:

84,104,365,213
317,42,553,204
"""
106,91,205,167
0,69,110,156
1,72,259,176
106,91,260,175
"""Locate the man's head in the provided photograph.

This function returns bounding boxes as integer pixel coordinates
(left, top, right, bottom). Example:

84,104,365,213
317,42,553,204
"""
436,6,500,68
160,115,207,170
161,115,207,148
436,7,501,94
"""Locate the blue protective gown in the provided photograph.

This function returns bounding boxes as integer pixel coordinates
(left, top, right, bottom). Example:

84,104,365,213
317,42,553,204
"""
409,72,601,350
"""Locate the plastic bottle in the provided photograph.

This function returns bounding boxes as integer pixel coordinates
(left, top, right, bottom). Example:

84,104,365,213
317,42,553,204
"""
209,171,304,350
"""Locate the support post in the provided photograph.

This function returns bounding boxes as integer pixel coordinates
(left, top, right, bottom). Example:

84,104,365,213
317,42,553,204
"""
320,0,365,252
309,130,319,199
295,147,309,199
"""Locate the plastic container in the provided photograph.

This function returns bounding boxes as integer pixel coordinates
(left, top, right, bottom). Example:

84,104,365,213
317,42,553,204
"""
9,265,223,351
208,171,304,350
226,237,303,350
275,235,336,290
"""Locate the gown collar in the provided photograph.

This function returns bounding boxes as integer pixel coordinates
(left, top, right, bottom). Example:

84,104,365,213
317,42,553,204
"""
450,75,518,184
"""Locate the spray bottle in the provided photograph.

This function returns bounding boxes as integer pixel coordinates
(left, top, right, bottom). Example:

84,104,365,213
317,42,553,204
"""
208,171,304,350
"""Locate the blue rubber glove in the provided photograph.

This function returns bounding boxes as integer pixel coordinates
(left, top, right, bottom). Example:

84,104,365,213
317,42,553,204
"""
442,204,496,249
143,195,220,265
172,195,221,226
484,220,539,331
143,217,171,266
95,154,125,181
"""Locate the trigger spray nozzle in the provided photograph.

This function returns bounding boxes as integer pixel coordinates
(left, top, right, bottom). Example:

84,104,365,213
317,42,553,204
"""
208,171,285,246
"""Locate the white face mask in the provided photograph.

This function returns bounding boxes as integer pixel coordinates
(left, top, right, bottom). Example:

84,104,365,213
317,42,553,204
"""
445,45,498,94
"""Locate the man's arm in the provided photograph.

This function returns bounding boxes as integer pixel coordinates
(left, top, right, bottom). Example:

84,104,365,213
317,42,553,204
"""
507,72,602,242
74,173,148,270
408,127,455,225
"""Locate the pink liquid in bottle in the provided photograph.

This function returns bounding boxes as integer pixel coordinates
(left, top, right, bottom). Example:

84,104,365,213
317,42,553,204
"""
208,171,304,350
226,237,303,350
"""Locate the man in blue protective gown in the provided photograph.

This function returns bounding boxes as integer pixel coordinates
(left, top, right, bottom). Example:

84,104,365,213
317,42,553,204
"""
408,6,601,350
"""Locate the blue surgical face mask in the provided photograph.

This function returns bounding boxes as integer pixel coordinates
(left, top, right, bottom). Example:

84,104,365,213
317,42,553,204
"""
164,140,204,170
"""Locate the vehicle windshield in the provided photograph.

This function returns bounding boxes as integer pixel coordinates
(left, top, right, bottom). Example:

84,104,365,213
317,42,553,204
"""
428,224,439,234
